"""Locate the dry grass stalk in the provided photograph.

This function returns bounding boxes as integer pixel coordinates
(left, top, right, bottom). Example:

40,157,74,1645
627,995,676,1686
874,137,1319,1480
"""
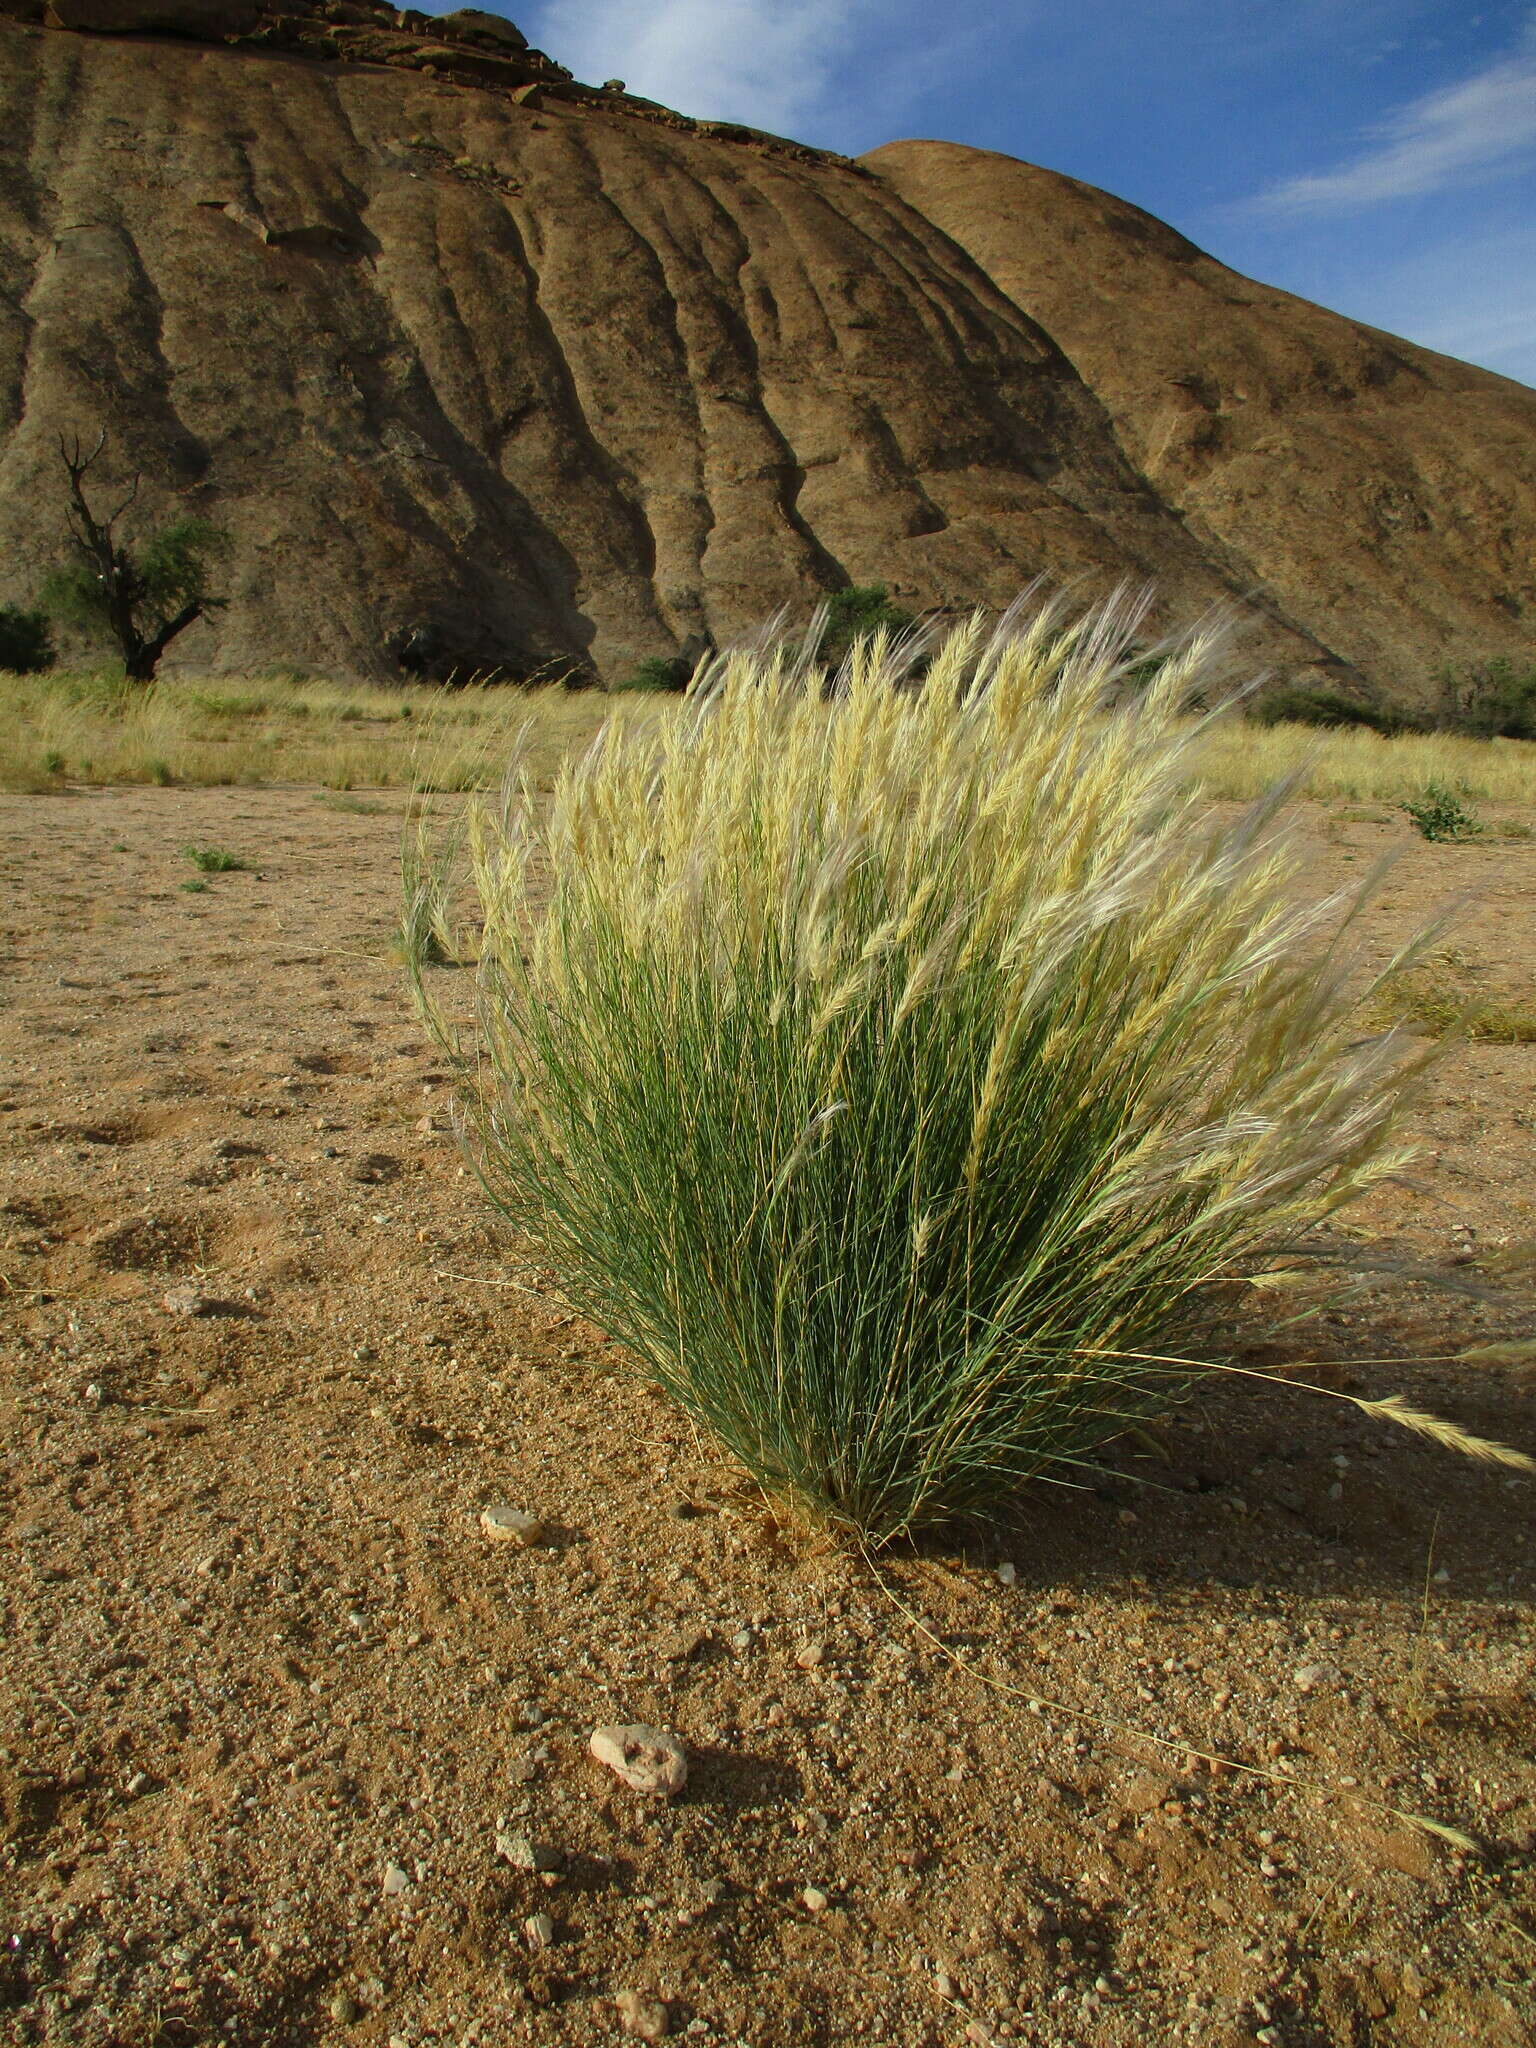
1083,1347,1536,1475
868,1559,1482,1855
1349,1394,1536,1472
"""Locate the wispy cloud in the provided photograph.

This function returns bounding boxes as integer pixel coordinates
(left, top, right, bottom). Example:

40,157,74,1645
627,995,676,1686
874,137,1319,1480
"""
1250,8,1536,213
1342,220,1536,386
529,0,878,135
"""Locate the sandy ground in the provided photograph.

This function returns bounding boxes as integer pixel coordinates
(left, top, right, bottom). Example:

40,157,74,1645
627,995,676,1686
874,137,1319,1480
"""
0,785,1533,2048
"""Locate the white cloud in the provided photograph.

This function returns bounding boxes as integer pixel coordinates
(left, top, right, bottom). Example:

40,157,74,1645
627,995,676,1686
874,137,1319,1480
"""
529,0,876,135
1251,9,1536,213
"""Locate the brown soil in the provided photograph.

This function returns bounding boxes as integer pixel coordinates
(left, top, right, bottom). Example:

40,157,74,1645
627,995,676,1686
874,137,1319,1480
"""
0,786,1532,2048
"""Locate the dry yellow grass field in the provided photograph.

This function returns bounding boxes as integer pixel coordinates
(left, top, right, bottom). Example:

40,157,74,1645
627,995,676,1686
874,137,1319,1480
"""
6,665,1536,809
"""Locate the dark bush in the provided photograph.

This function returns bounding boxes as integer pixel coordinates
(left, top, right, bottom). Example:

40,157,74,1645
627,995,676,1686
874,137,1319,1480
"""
613,653,694,693
1253,686,1403,734
0,604,54,674
819,584,916,671
1433,656,1536,741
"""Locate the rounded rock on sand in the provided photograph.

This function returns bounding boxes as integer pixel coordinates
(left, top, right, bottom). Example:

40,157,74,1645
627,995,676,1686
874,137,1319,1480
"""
588,1723,689,1798
480,1504,547,1546
615,1989,671,2039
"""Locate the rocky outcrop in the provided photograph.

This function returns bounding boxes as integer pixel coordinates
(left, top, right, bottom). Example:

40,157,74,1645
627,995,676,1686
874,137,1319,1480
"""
0,2,1528,691
866,141,1536,706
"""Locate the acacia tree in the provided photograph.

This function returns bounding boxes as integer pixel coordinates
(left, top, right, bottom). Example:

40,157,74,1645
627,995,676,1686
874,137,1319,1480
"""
42,433,228,682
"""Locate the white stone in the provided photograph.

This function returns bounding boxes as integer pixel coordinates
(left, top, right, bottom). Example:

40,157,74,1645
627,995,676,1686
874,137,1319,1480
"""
480,1505,546,1546
588,1723,689,1798
162,1285,213,1317
523,1911,555,1949
616,1990,671,2040
802,1885,829,1912
381,1863,412,1896
1292,1661,1341,1693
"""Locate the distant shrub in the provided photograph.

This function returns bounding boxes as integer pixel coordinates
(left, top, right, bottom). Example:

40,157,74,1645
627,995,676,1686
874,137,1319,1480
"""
1402,781,1481,842
409,592,1429,1543
613,654,693,694
1433,655,1536,741
182,844,248,872
819,583,915,673
1254,686,1401,734
0,605,55,675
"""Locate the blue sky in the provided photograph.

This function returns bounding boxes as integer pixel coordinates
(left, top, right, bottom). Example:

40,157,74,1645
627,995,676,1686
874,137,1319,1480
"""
433,2,1536,387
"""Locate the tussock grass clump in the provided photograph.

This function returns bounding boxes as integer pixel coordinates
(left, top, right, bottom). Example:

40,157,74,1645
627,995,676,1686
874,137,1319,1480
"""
409,594,1436,1543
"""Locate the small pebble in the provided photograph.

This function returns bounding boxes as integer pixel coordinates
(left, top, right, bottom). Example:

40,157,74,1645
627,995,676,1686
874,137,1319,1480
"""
1292,1661,1341,1693
615,1989,671,2040
480,1505,546,1546
523,1910,555,1949
162,1285,214,1317
496,1832,562,1872
381,1863,413,1896
329,1993,361,2025
996,1561,1018,1585
589,1723,689,1797
802,1885,829,1912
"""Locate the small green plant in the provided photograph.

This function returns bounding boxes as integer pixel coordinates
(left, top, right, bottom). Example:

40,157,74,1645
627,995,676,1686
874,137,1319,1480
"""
1401,782,1482,841
180,878,209,894
409,592,1439,1543
0,605,55,674
613,653,694,694
182,844,247,872
41,749,65,776
148,759,175,786
819,583,915,672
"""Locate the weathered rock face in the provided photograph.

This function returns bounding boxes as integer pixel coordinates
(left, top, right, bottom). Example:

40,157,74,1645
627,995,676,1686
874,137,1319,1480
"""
866,141,1536,706
0,3,1527,692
